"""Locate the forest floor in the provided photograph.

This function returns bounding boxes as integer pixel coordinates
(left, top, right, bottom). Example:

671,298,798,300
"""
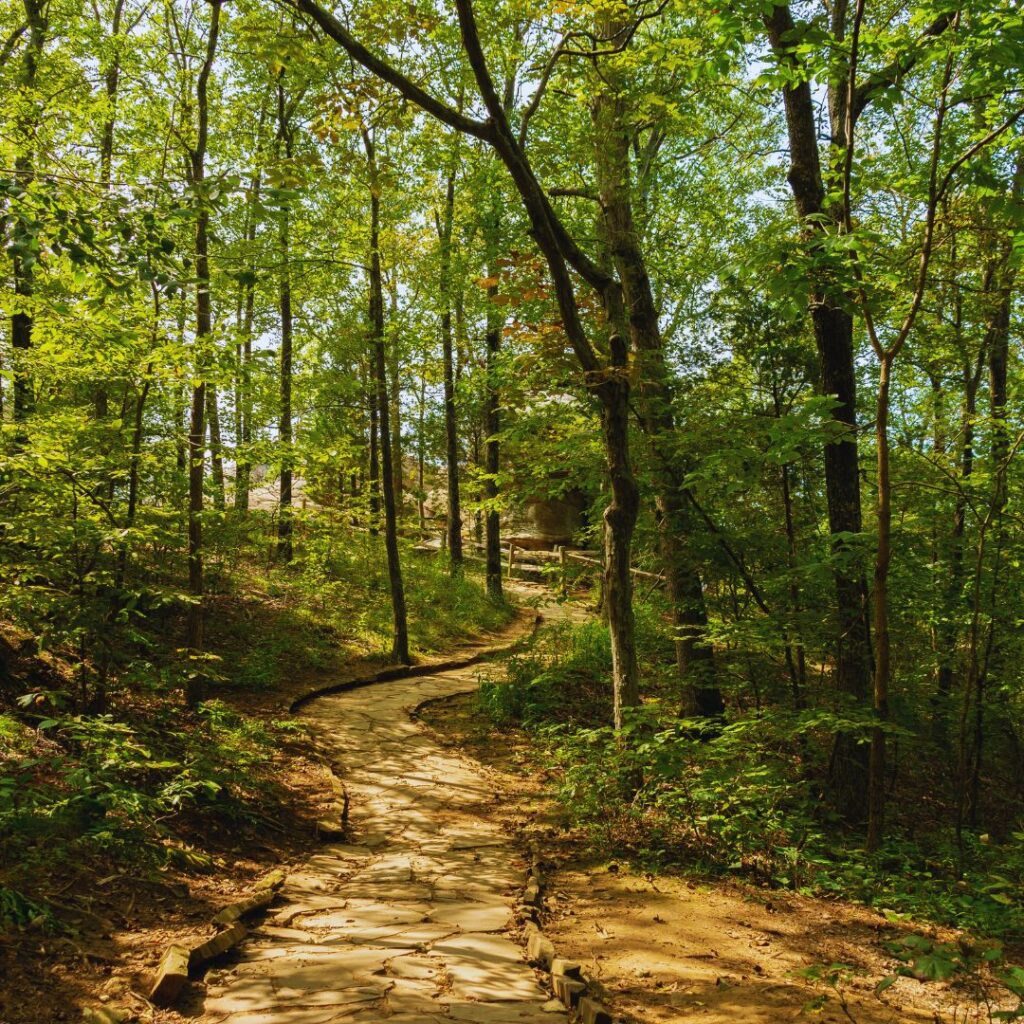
420,642,1014,1024
0,556,522,1024
6,580,1012,1024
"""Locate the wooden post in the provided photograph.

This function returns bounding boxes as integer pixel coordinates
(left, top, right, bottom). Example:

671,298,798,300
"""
558,544,567,596
508,542,516,580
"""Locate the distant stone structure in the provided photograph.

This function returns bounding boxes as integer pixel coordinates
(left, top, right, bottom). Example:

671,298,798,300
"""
506,491,587,551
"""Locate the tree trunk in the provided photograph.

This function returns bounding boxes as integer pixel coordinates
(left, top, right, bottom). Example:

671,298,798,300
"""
11,0,45,426
591,54,722,716
483,221,502,600
206,385,225,510
766,2,872,820
437,172,463,568
275,79,294,560
368,362,380,535
388,281,403,508
603,335,641,729
184,0,221,702
234,152,264,512
867,354,895,851
365,131,409,663
417,344,427,536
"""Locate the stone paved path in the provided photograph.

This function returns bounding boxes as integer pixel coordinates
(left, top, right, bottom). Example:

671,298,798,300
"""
201,630,557,1024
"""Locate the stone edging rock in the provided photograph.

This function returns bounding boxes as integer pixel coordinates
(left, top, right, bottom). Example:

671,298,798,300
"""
148,868,287,1005
517,851,614,1024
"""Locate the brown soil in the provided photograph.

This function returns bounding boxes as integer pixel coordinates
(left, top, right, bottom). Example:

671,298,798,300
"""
419,688,1014,1024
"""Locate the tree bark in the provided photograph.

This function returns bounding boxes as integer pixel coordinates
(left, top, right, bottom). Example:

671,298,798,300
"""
206,385,225,510
483,214,503,599
233,143,264,511
591,44,722,716
368,361,380,534
10,0,45,426
603,335,641,728
388,280,403,507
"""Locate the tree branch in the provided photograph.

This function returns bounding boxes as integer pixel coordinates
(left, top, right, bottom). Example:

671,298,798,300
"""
290,0,495,141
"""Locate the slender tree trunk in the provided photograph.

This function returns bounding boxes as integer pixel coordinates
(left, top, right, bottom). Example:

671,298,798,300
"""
234,157,264,512
365,131,409,663
11,0,45,427
437,172,463,568
603,335,641,729
207,385,225,510
234,191,262,512
867,354,895,851
780,456,807,706
368,362,380,535
483,221,502,599
92,0,125,425
388,281,403,509
936,358,977,711
275,79,294,560
417,345,427,536
184,0,221,701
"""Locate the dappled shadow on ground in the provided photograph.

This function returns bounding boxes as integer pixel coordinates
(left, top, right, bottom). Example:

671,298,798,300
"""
543,862,1005,1024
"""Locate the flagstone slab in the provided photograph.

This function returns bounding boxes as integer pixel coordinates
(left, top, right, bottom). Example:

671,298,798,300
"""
427,901,511,933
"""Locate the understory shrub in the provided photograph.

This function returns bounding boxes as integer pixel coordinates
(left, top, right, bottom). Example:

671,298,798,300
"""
481,617,1024,940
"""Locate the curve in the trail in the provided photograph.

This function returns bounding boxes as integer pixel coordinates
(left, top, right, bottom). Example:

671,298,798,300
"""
201,633,556,1024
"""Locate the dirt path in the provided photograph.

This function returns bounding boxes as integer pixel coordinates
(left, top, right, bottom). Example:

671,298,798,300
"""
199,599,558,1024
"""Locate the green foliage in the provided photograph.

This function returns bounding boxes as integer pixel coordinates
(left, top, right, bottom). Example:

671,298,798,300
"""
0,698,282,868
482,616,1024,940
0,886,60,933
